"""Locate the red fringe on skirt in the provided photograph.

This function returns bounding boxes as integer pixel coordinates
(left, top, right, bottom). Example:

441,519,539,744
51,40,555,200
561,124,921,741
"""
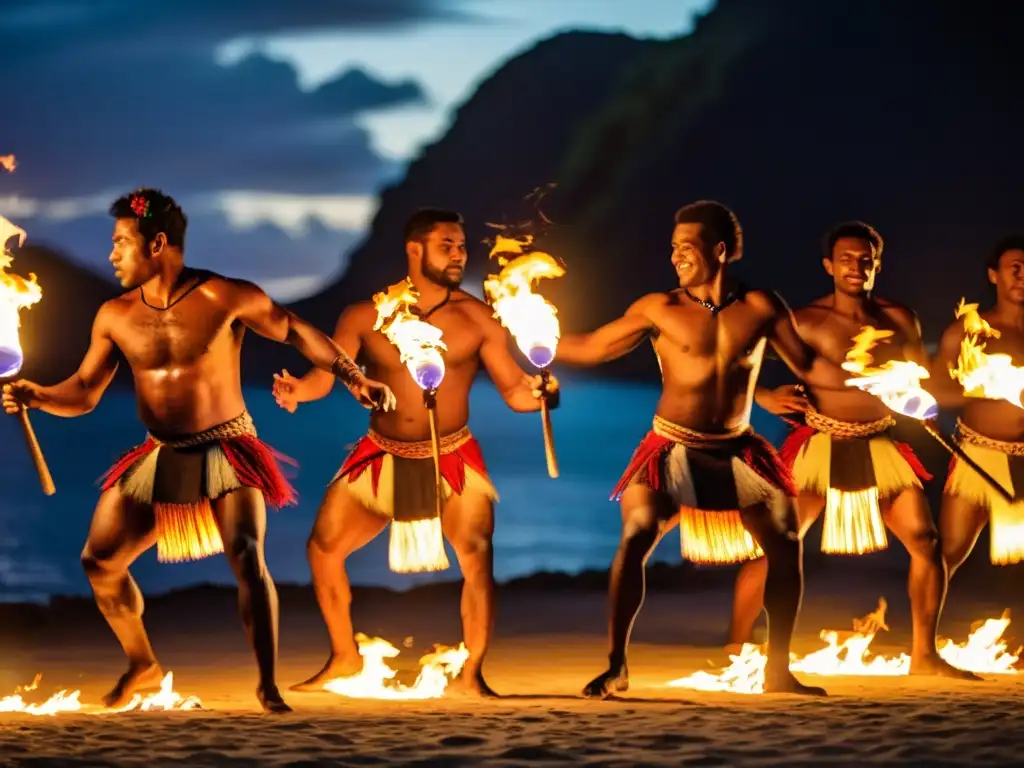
609,430,796,502
336,434,489,496
99,435,298,508
779,422,932,481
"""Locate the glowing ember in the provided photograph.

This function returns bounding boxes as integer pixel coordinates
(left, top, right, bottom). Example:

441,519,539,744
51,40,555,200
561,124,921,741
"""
842,326,938,420
373,278,446,391
949,299,1024,408
483,234,565,368
322,633,469,700
0,155,15,173
667,598,1019,694
0,214,40,379
0,672,200,716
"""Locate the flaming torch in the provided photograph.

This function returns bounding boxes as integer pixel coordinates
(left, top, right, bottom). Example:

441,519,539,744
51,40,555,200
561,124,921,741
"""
842,326,1011,504
372,278,449,573
0,214,55,496
950,298,1024,408
483,234,565,478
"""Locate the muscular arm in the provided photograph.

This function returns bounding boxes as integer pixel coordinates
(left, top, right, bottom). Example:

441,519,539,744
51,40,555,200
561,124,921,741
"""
232,280,364,387
556,295,658,366
288,305,367,403
478,313,546,413
765,292,850,388
34,304,119,417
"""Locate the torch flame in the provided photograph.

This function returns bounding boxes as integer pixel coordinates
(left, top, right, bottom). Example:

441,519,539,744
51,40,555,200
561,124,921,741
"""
842,326,938,421
667,598,1020,694
373,278,446,390
322,633,469,700
949,298,1024,408
483,234,565,369
0,214,42,378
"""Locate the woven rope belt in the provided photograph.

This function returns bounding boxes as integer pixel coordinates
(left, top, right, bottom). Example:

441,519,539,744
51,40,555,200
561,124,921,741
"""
956,419,1024,456
652,414,749,449
150,410,257,448
805,407,894,440
369,425,472,459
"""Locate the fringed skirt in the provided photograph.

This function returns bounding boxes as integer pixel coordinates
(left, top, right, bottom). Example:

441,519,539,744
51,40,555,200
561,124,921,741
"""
99,411,297,563
781,410,930,555
610,416,795,565
945,420,1024,565
332,426,498,574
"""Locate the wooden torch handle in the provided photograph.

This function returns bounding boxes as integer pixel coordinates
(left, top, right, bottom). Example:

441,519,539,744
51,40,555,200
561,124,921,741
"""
540,394,559,479
18,406,55,496
923,420,1012,502
426,392,443,517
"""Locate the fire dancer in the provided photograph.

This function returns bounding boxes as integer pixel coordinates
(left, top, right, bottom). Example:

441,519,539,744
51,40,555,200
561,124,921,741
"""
556,200,851,698
740,221,976,679
935,236,1024,574
274,208,559,697
1,188,395,713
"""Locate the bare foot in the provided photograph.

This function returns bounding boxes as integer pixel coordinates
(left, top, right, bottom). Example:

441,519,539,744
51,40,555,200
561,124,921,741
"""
289,655,363,692
764,666,827,696
581,664,629,699
910,654,982,681
257,685,293,714
447,666,499,698
101,662,165,709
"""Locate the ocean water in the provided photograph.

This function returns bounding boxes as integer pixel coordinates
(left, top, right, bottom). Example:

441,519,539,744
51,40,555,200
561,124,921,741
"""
0,376,786,603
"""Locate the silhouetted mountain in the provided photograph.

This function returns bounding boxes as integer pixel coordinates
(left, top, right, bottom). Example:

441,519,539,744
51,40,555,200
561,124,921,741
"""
274,0,1024,388
246,30,655,383
4,242,122,386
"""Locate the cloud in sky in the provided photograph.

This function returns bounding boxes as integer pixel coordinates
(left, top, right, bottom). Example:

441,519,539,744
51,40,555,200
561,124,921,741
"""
0,0,709,301
0,1,442,294
3,52,418,200
0,0,484,58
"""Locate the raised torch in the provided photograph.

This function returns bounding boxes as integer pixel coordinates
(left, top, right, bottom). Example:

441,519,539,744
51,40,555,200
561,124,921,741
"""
372,278,449,573
842,325,1012,506
0,213,55,496
483,234,565,478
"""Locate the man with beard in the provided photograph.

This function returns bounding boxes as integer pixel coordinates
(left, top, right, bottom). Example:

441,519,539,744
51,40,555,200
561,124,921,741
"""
555,200,849,698
1,188,396,713
737,220,976,680
935,236,1024,578
273,208,559,697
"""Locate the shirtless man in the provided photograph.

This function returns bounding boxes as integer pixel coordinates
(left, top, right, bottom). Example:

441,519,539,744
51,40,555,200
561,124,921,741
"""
273,208,558,697
739,220,975,679
1,188,395,713
935,236,1024,577
555,200,850,698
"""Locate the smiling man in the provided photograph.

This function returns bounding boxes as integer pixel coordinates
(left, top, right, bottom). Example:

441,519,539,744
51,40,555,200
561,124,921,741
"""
1,187,396,713
554,200,855,699
745,220,975,680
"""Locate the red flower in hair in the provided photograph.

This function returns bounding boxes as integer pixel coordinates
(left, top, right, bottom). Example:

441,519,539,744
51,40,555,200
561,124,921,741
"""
130,194,151,218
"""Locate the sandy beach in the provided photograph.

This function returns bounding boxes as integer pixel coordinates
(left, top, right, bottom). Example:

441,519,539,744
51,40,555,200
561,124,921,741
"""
2,560,1024,766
